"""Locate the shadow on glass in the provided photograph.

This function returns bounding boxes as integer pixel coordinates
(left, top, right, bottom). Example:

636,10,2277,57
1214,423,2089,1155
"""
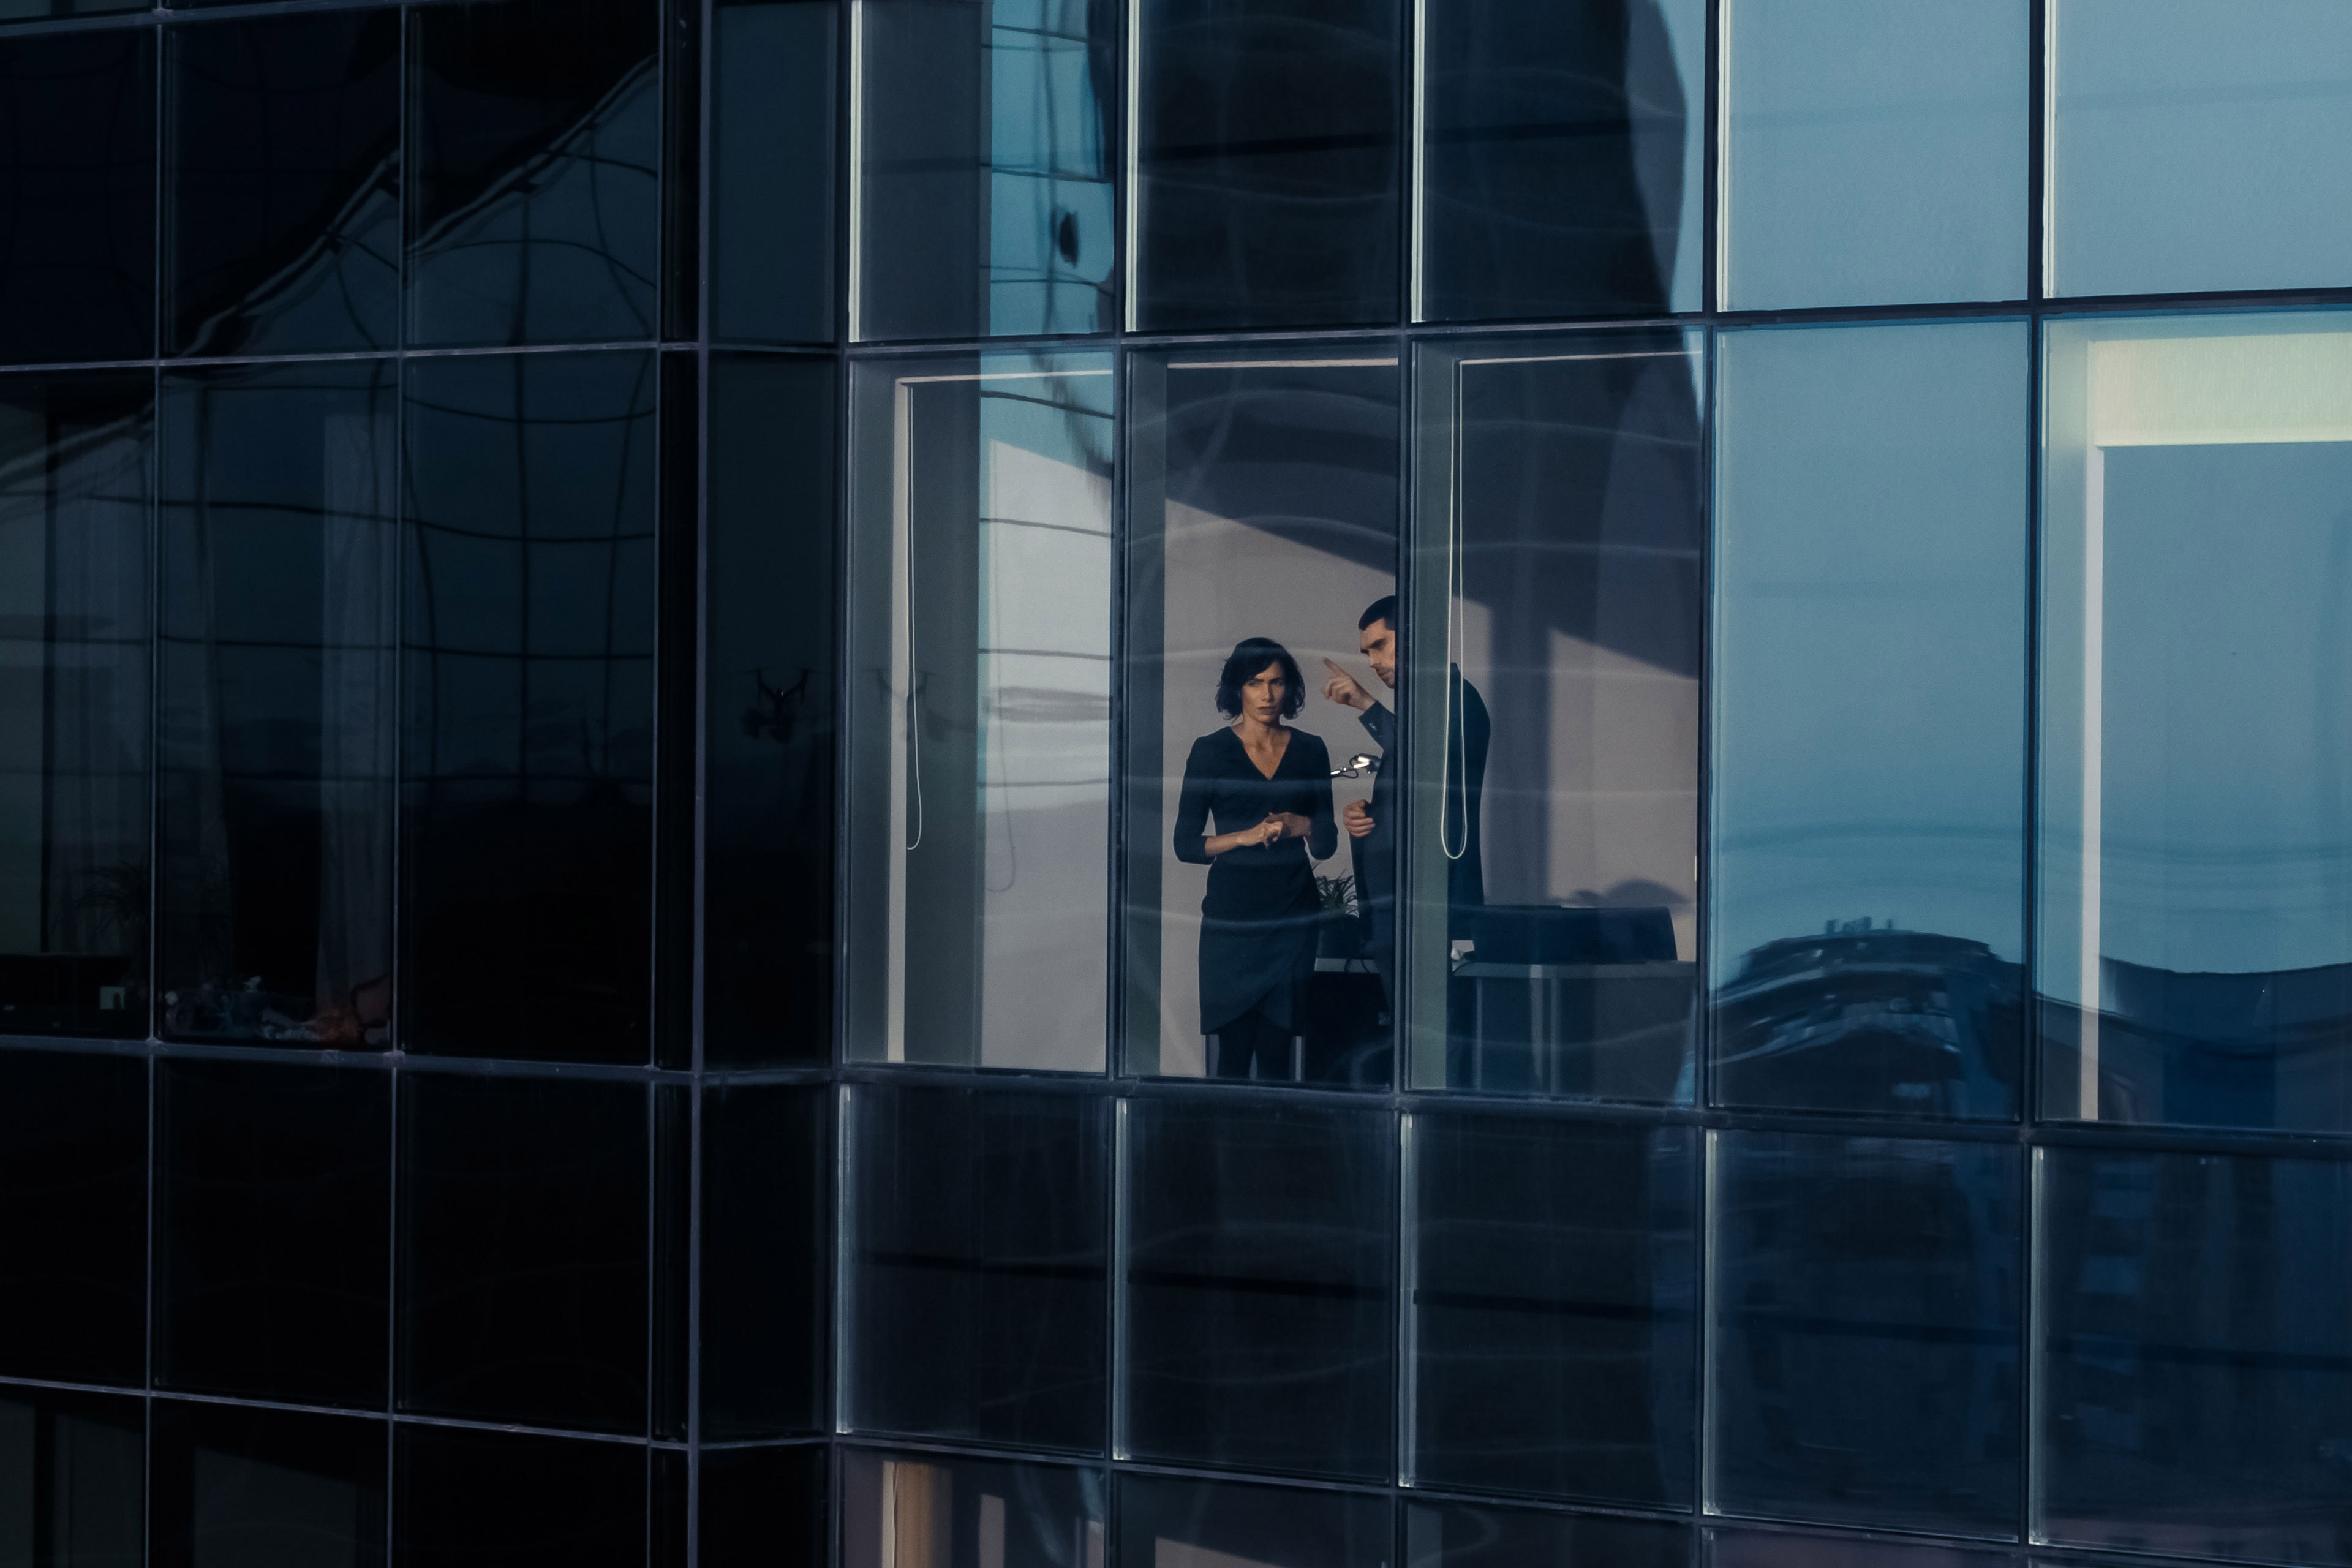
1124,350,1400,1085
848,350,1113,1070
1408,331,1702,1100
2040,312,2352,1131
842,1449,1104,1568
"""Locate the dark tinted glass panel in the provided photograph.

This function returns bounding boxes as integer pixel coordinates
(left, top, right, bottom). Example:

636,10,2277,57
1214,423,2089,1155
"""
1123,352,1399,1086
855,0,1115,339
1722,0,2025,309
167,13,399,356
1118,1474,1389,1568
1134,0,1399,330
652,1082,690,1440
399,1072,649,1434
159,362,396,1046
652,352,698,1068
710,0,835,344
1419,0,1703,322
1406,1501,1688,1568
845,352,1112,1071
701,1082,829,1440
1712,322,2027,1120
0,32,153,366
0,1050,143,1386
410,0,660,347
0,1387,142,1568
2038,1146,2352,1562
0,0,142,15
1409,1114,1694,1506
2051,1,2352,298
402,351,655,1061
1123,1097,1392,1479
1708,1531,2010,1568
2040,313,2352,1131
392,1426,644,1568
847,1084,1106,1450
842,1450,1103,1568
704,353,836,1065
152,1403,385,1568
702,1446,827,1568
0,373,149,1039
157,1060,389,1408
1407,333,1702,1100
1708,1132,2021,1536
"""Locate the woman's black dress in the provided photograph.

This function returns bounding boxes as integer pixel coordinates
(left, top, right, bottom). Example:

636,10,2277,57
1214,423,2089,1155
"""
1172,725,1338,1051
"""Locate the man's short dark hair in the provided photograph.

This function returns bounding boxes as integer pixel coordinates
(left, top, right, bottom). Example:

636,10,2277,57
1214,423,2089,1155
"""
1359,595,1399,633
1215,637,1306,719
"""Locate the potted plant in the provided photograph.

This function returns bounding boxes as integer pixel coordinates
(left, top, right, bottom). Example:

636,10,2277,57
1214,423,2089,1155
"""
1316,874,1366,960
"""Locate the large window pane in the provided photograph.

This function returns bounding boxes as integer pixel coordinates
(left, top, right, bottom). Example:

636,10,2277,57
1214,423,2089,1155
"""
1121,1098,1392,1479
0,1050,146,1387
854,0,1115,340
1134,0,1400,330
0,1388,143,1567
159,363,396,1046
2039,313,2352,1129
150,1402,383,1568
402,352,657,1061
846,1084,1107,1452
710,0,836,345
1708,1131,2021,1536
2050,0,2352,298
1408,1502,1687,1568
167,12,400,356
1123,350,1399,1085
1711,323,2027,1120
1409,1113,1694,1507
701,1083,829,1439
409,0,660,348
1721,0,2025,309
1417,0,1703,322
842,1449,1103,1568
0,372,150,1039
1118,1474,1390,1568
847,351,1112,1070
1406,332,1702,1101
2037,1145,2352,1562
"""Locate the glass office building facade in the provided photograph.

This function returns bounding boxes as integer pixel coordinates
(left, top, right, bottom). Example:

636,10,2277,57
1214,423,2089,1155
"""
2,0,2351,1562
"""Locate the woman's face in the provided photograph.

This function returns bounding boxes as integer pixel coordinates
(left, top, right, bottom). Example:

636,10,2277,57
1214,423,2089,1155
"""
1241,662,1287,723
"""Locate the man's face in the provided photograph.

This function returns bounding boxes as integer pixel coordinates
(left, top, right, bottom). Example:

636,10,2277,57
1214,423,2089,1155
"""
1360,619,1397,689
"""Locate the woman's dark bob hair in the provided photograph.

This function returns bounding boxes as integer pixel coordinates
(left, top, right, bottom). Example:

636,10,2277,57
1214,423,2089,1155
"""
1216,637,1306,720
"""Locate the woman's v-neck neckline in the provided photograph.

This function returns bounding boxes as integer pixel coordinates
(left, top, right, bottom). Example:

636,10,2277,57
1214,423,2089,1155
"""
1235,723,1291,781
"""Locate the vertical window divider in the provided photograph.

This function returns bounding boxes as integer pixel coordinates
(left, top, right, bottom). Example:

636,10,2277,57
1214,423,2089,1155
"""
1406,0,1425,325
1394,1109,1417,1489
1121,0,1142,333
1109,1096,1130,1463
845,0,865,342
834,1082,856,1438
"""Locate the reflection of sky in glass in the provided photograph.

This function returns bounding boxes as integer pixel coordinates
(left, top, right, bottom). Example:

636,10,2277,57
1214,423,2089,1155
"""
1713,321,2026,966
987,0,1113,334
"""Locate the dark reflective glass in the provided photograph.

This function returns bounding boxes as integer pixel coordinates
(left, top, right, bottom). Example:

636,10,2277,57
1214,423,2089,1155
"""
2038,1146,2352,1562
1708,1530,2010,1568
1406,1500,1688,1568
0,32,153,366
167,13,399,356
842,1449,1104,1568
399,1072,649,1434
1418,0,1703,322
157,1060,389,1408
1712,322,2027,1120
701,1082,829,1440
845,352,1113,1071
1708,1132,2021,1536
702,1446,827,1568
1123,1097,1392,1479
652,1081,690,1441
409,0,660,347
0,373,149,1039
152,1402,385,1568
710,0,835,344
1118,1474,1390,1568
392,1425,644,1568
705,353,836,1065
401,351,655,1061
1409,1114,1694,1506
1134,0,1399,329
0,1387,143,1568
847,1084,1106,1451
159,362,396,1046
1722,0,2025,309
0,1050,143,1387
1123,352,1399,1087
2040,314,2352,1131
1408,333,1702,1100
0,0,142,15
855,0,1116,339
